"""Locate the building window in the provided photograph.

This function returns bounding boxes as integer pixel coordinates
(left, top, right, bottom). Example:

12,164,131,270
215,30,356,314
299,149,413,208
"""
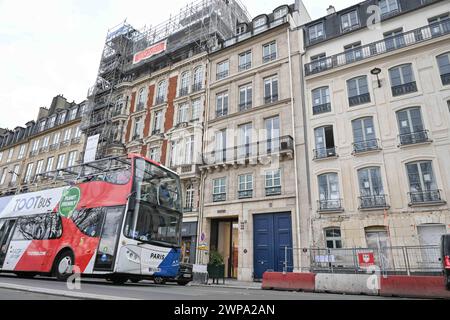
238,174,253,199
185,136,194,165
49,116,56,128
149,147,160,162
153,111,163,135
74,126,82,139
67,151,77,167
185,184,195,210
170,140,182,167
274,6,289,20
352,117,379,153
18,145,26,160
179,72,190,97
7,148,13,163
437,52,450,85
325,228,342,249
428,14,450,37
213,178,226,202
133,117,143,139
239,51,252,71
0,152,3,163
265,170,281,196
56,154,66,170
239,84,252,111
312,87,331,115
193,67,203,92
45,157,54,173
318,173,342,211
156,80,167,104
341,10,359,32
31,140,40,155
0,168,7,185
396,107,429,145
314,126,336,159
262,41,277,63
344,42,362,63
11,165,20,184
69,108,78,121
309,23,324,42
389,64,417,96
192,99,201,121
216,60,229,80
39,120,46,132
264,76,279,104
358,167,387,209
42,136,50,149
265,116,280,154
24,163,34,183
236,24,247,35
238,123,252,158
215,129,227,163
136,88,146,111
58,112,66,125
347,76,370,106
177,103,189,124
216,92,229,118
406,161,442,204
63,128,72,143
35,160,44,176
254,16,267,28
384,29,405,51
379,0,399,17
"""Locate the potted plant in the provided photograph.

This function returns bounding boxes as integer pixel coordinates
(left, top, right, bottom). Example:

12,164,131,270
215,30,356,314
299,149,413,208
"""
207,251,225,284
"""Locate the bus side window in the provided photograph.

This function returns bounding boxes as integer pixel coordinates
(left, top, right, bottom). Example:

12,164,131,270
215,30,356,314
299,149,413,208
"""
13,214,62,241
72,208,105,238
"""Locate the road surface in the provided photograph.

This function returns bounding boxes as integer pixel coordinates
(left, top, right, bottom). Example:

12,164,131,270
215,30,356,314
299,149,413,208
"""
0,274,403,300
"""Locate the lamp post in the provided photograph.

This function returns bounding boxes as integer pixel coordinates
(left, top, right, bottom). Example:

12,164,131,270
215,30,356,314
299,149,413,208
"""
371,67,382,88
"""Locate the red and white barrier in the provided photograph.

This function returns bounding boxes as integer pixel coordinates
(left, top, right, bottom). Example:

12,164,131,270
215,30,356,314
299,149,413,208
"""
262,272,316,292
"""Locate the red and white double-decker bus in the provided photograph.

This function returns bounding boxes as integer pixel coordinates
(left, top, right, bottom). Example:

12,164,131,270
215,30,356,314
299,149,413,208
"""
0,154,185,285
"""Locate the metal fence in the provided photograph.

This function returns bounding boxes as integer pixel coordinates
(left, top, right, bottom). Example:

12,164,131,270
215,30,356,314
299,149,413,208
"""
283,246,443,276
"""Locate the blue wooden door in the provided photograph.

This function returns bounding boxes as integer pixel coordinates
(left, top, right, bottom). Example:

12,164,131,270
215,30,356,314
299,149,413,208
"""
253,213,293,280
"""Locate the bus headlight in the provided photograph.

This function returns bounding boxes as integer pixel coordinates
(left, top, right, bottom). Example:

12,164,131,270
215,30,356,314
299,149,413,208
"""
126,249,141,264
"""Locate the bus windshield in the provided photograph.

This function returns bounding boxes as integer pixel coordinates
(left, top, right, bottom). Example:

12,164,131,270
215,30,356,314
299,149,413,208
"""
124,158,182,247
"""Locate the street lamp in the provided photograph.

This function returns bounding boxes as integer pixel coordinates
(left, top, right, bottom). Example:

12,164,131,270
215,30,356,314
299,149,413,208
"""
371,67,382,88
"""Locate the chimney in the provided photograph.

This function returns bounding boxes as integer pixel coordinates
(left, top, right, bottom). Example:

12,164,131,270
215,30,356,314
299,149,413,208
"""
327,5,336,15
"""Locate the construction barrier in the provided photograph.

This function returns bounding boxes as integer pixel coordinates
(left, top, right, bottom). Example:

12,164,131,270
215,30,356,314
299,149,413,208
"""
315,273,379,296
380,276,450,299
262,272,316,292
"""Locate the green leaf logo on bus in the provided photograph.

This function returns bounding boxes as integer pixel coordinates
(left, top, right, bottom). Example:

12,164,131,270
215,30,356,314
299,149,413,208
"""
58,187,81,218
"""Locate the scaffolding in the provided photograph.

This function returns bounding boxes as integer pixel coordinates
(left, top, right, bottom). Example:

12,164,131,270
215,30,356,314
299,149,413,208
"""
82,0,250,161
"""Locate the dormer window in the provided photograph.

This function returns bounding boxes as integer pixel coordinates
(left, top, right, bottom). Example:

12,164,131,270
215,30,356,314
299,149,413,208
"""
274,6,289,20
236,24,247,35
254,16,267,28
341,10,359,32
39,120,46,132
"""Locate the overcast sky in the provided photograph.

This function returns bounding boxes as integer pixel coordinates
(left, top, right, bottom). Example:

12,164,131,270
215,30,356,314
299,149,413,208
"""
0,0,358,129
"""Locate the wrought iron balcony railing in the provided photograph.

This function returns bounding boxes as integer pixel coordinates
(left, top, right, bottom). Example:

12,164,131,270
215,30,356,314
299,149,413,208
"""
305,19,450,75
216,71,229,80
359,195,389,209
353,139,380,154
192,82,203,93
318,199,344,212
263,52,277,63
266,187,282,197
264,94,279,104
238,190,253,199
239,62,252,72
314,147,337,160
239,101,252,112
349,93,371,107
399,130,430,146
441,73,450,85
216,108,228,118
391,82,418,97
409,190,443,205
213,193,226,203
313,103,331,115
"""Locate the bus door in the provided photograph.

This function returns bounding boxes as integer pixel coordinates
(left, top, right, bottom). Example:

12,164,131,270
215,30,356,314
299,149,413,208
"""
94,207,124,271
0,220,16,269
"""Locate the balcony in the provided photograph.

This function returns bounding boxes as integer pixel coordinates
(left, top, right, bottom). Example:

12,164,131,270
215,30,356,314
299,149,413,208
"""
266,187,281,197
203,136,294,167
353,139,381,154
239,101,252,112
183,207,198,213
192,82,203,93
179,87,189,97
314,147,337,160
399,130,430,146
59,140,70,148
349,93,371,107
263,52,277,63
409,190,445,206
391,82,418,97
213,193,226,203
151,129,162,136
216,71,229,80
318,199,344,213
238,190,253,199
239,62,252,72
29,150,38,157
359,195,389,210
313,103,331,115
264,94,279,104
39,146,49,154
49,143,59,151
305,19,450,75
71,137,82,145
441,73,450,85
216,108,228,118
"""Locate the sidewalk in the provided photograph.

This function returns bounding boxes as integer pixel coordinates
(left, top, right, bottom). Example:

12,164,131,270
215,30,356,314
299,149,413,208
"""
189,279,262,290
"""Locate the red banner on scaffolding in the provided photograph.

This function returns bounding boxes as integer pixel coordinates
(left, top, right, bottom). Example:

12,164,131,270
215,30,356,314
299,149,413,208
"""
133,40,167,64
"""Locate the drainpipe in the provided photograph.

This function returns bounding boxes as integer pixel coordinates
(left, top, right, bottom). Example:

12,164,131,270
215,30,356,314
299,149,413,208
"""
287,22,302,272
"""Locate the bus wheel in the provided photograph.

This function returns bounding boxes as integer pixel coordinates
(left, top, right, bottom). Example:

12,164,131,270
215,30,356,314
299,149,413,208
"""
53,251,74,281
